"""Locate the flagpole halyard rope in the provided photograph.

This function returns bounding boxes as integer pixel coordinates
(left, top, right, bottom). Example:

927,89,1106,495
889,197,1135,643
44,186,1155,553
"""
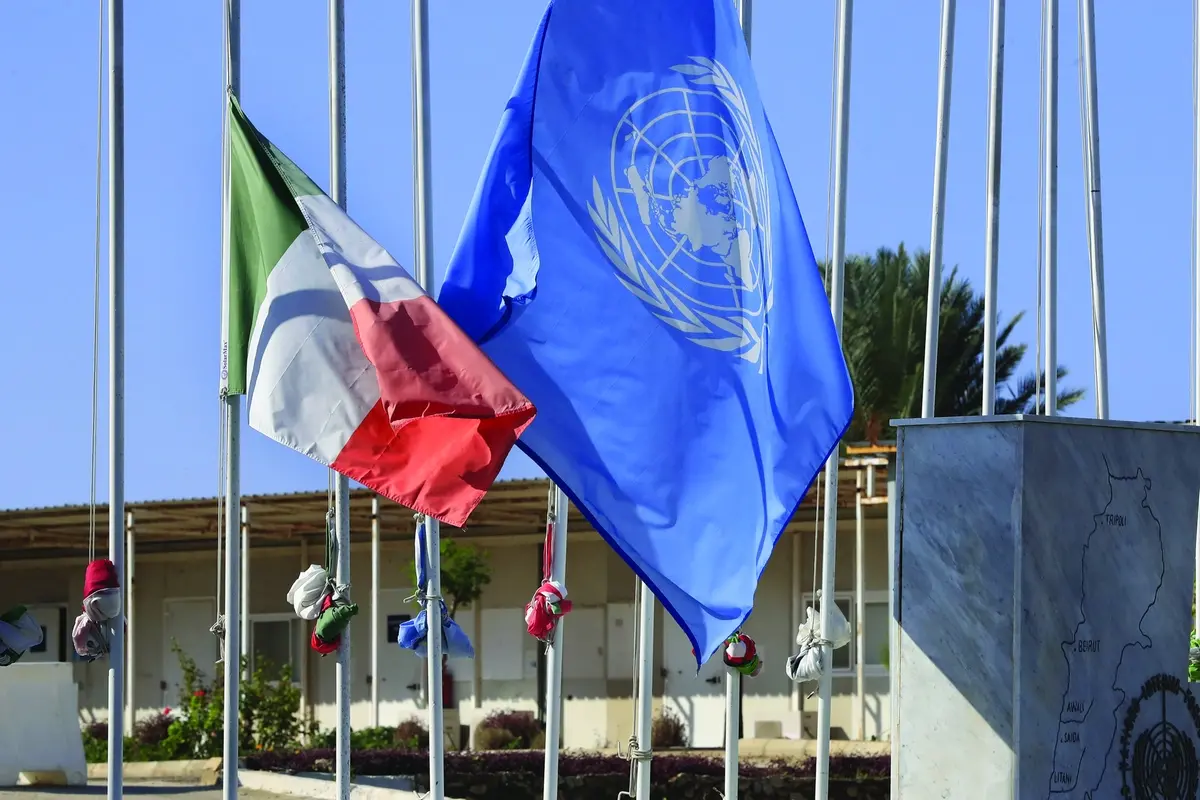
88,0,104,565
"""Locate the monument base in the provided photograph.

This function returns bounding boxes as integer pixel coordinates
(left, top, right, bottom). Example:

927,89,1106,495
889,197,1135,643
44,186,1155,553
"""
893,416,1200,799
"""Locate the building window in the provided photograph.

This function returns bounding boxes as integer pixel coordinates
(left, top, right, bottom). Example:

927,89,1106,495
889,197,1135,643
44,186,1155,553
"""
250,617,300,683
863,601,890,667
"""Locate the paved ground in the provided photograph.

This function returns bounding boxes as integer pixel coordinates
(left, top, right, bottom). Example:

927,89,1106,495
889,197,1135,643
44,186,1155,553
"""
1,782,291,800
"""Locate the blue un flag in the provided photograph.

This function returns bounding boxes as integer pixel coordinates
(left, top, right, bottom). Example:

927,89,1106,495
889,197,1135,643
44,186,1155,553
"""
440,0,854,665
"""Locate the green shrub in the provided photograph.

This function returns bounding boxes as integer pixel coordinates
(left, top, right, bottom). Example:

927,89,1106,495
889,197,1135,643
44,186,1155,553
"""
80,641,306,761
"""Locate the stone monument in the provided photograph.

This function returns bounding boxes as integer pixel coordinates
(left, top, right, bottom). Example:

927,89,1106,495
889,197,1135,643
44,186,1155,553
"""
892,416,1200,799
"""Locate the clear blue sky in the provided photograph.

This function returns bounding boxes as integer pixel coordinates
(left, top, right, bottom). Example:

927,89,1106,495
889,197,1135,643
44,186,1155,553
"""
1,1,1192,510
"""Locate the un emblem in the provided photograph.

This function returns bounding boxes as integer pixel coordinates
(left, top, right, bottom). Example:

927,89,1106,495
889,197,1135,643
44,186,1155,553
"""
588,57,773,367
1119,673,1200,799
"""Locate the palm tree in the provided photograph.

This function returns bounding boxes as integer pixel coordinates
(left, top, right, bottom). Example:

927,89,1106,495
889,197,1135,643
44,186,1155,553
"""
826,245,1084,442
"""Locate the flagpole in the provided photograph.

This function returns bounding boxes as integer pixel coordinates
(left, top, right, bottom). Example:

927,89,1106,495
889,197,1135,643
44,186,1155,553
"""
1192,0,1200,634
219,0,242,798
540,488,569,800
327,2,352,798
1077,0,1108,419
814,0,853,798
721,4,752,796
738,0,752,54
633,581,656,799
411,2,446,798
981,0,1006,416
105,0,126,796
920,0,956,418
1042,0,1059,415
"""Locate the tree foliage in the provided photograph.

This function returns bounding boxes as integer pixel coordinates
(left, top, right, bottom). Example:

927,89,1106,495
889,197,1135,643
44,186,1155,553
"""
409,538,493,618
828,245,1084,441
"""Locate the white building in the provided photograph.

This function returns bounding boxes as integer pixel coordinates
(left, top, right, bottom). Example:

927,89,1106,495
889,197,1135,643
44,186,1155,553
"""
0,453,893,750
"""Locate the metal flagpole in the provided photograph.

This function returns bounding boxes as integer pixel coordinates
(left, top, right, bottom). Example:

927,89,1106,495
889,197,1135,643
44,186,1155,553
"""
1193,0,1200,634
814,0,853,797
541,489,569,800
1043,0,1059,415
1077,0,1109,419
219,0,242,797
633,581,656,799
722,3,752,795
981,0,1006,416
723,666,741,800
738,0,752,54
327,2,352,798
411,2,445,797
105,0,126,794
920,0,956,418
371,496,381,728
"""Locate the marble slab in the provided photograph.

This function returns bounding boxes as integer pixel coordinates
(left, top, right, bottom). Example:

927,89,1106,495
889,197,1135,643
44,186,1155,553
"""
894,416,1200,800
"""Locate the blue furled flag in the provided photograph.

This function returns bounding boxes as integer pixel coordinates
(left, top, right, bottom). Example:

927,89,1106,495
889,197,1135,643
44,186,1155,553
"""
439,0,853,666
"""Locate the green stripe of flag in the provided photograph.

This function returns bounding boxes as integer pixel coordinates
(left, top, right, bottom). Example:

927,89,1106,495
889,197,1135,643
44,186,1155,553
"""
224,95,323,395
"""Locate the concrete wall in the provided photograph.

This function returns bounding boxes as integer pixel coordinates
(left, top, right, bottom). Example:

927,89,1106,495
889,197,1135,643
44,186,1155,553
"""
0,518,891,748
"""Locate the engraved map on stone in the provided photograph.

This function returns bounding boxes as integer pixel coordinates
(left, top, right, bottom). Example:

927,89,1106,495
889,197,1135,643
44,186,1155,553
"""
1046,464,1164,798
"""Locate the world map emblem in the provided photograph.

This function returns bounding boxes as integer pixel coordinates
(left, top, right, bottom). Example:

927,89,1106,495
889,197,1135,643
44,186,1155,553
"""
588,57,774,367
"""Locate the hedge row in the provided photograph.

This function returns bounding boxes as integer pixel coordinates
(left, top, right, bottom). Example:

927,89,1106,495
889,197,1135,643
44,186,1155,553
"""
244,749,889,800
243,747,889,779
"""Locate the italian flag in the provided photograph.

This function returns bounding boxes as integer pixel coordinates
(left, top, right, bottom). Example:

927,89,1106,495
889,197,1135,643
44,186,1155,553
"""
221,96,535,527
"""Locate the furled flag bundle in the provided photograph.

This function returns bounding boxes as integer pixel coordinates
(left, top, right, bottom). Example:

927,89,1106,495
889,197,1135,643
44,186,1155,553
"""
396,521,474,659
441,0,854,664
786,592,851,684
285,518,358,656
73,558,123,661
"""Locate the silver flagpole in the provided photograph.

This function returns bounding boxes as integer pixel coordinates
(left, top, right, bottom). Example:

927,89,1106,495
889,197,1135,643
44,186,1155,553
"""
540,489,570,800
1193,0,1200,635
1077,0,1109,419
815,0,853,798
920,0,956,418
106,0,126,795
723,9,751,798
219,0,242,797
327,2,352,799
411,2,445,797
632,582,656,799
981,0,1006,416
1043,0,1059,414
738,0,752,54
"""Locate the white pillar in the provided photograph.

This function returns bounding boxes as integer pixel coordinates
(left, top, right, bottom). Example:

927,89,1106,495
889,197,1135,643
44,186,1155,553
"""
299,539,311,719
371,495,381,728
241,504,250,678
854,470,865,740
887,457,898,796
790,531,802,715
